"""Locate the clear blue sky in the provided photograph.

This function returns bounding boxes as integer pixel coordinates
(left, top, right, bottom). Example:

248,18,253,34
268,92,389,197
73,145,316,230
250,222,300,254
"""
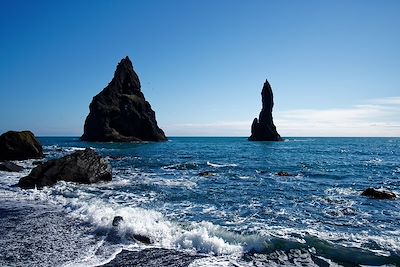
1,0,399,136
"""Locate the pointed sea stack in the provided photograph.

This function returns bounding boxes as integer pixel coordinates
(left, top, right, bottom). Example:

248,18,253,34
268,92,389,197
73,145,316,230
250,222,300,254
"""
248,79,283,141
81,57,166,142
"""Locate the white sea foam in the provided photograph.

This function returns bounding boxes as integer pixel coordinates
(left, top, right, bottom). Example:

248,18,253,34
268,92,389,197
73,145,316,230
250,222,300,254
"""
14,180,246,257
207,161,238,168
63,147,86,152
325,187,359,197
364,158,384,165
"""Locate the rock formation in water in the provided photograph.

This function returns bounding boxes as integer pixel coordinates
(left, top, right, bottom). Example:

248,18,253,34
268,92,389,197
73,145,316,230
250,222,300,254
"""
18,148,112,189
361,188,396,200
248,79,283,141
0,131,43,160
81,56,166,142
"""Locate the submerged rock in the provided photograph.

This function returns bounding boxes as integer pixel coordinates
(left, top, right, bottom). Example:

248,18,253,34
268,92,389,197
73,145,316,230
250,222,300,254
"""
0,131,43,161
249,80,282,141
81,56,166,142
276,171,291,177
0,161,24,172
18,148,112,189
131,234,152,244
197,171,215,177
361,188,396,200
112,216,124,227
111,215,152,244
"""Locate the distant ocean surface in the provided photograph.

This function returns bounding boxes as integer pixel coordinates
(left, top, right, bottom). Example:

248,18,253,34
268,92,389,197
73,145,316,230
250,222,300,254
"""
1,137,399,266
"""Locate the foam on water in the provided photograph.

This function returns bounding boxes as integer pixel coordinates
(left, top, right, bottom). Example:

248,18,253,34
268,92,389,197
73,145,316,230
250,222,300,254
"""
207,161,238,168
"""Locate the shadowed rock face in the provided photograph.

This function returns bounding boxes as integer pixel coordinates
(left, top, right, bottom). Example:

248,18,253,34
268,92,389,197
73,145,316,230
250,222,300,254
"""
81,56,166,142
0,131,43,160
249,80,282,141
18,148,112,189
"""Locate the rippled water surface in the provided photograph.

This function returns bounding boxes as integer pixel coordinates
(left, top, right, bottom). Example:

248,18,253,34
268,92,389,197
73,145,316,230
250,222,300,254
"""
1,137,399,266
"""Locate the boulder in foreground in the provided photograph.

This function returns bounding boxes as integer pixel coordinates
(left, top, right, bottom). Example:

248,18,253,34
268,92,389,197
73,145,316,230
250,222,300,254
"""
249,80,282,141
0,131,43,161
361,188,396,200
18,148,112,189
81,56,166,142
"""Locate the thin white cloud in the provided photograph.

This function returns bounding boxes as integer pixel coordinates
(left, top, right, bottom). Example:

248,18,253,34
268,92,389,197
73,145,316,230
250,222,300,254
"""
162,97,400,137
368,96,400,105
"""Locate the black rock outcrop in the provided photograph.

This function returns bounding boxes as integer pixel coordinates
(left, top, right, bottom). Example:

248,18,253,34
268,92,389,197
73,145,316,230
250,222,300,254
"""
81,56,166,142
0,131,43,161
18,148,112,189
361,188,396,200
249,80,282,141
0,161,24,172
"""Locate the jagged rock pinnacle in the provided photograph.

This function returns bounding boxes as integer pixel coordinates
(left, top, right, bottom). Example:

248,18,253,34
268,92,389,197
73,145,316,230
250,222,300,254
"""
81,57,166,142
248,79,282,141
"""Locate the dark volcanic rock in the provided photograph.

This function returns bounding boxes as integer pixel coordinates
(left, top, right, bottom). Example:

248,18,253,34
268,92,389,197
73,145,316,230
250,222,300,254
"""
276,171,291,177
99,248,203,267
0,131,43,161
131,234,152,244
0,161,24,172
361,188,396,200
112,216,124,227
197,171,215,177
249,80,282,141
81,56,166,142
32,160,42,166
18,148,112,189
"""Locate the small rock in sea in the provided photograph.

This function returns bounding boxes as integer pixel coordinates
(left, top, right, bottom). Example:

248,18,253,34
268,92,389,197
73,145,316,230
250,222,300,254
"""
0,161,24,172
276,171,291,177
361,188,396,200
32,160,42,165
112,216,124,227
198,171,215,177
0,130,43,160
132,234,152,244
17,148,112,189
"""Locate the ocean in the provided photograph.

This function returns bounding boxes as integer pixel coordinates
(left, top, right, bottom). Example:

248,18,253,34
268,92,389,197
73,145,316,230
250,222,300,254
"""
0,137,399,266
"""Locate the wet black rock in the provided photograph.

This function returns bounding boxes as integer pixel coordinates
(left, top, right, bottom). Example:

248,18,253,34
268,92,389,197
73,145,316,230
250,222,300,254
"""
249,80,282,141
0,131,43,161
0,161,24,172
81,56,166,142
276,171,291,177
197,171,215,177
361,188,396,200
112,216,124,227
18,148,112,189
131,234,152,244
99,248,203,267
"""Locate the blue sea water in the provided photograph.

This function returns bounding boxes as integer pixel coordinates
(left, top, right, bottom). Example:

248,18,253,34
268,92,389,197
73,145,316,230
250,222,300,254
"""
0,137,399,266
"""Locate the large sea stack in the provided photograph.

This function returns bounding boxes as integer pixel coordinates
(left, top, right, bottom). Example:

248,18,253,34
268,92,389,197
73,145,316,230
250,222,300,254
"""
81,56,166,142
249,79,282,141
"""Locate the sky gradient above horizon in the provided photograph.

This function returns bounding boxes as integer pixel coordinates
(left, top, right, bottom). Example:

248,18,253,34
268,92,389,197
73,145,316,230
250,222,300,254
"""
1,0,399,137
